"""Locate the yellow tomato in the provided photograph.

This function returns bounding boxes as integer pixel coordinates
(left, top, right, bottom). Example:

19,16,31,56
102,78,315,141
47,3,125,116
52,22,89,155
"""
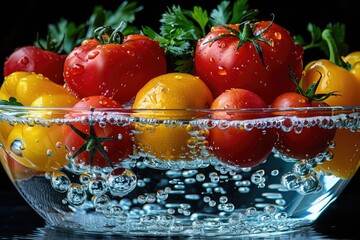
6,124,68,171
5,94,79,171
132,73,213,161
1,71,72,106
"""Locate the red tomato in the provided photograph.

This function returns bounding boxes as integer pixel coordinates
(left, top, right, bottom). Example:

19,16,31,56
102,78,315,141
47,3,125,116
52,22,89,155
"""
63,30,167,105
271,92,337,159
62,95,134,168
4,46,67,85
209,88,275,168
194,21,304,105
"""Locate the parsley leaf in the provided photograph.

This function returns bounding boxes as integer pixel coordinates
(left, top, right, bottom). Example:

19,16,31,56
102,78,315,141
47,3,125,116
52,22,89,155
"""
294,22,349,58
36,1,143,54
142,0,255,73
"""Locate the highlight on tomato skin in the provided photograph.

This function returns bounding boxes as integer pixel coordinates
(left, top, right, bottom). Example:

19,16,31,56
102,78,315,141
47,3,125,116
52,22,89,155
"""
208,88,276,168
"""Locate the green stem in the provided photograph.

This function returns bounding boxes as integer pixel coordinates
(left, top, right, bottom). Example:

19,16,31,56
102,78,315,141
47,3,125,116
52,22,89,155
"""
321,29,347,68
240,22,255,40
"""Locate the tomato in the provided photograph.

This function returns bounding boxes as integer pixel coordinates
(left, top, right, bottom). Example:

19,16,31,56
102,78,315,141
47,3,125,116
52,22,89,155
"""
209,88,275,168
63,25,167,105
271,92,337,159
132,73,213,161
194,21,304,105
0,71,75,106
62,95,134,168
3,94,79,172
0,72,80,171
4,46,67,85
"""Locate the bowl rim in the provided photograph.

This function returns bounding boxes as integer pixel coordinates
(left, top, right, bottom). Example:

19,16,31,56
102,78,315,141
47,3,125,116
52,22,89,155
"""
0,104,359,112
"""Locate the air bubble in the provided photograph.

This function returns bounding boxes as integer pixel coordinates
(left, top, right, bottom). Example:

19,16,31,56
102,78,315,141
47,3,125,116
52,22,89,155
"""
10,139,24,157
89,177,108,196
66,183,87,206
50,171,71,193
156,189,169,200
107,167,137,197
92,194,111,210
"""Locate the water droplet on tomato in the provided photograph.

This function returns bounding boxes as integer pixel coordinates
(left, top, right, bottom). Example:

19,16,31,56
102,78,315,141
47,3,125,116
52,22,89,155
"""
208,37,214,47
298,99,306,104
175,75,183,80
55,142,62,148
99,99,108,106
219,42,226,48
217,66,227,76
70,64,84,75
274,32,282,40
127,50,135,57
87,50,99,60
20,56,29,65
46,149,54,156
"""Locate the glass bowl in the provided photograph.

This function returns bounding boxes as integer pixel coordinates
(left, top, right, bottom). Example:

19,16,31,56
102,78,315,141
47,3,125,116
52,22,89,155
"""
0,104,359,237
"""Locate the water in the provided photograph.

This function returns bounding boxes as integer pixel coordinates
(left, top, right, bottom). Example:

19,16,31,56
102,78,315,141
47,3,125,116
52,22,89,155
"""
0,111,359,237
9,152,348,237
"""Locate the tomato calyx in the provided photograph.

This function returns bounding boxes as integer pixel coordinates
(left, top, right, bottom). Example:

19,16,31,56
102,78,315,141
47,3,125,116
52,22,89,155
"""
94,21,127,45
289,66,339,102
202,13,274,65
67,110,119,168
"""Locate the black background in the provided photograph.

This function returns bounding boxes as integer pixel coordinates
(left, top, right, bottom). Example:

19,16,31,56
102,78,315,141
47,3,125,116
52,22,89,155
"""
0,0,359,238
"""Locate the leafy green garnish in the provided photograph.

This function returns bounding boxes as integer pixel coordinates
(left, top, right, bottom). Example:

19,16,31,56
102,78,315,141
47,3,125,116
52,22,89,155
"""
36,1,143,54
142,0,256,73
210,0,250,26
294,22,349,58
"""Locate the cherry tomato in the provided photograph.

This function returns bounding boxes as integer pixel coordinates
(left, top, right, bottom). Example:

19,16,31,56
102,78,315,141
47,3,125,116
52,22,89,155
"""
271,92,337,159
194,21,304,105
209,88,275,168
62,95,134,168
63,25,167,105
4,46,67,85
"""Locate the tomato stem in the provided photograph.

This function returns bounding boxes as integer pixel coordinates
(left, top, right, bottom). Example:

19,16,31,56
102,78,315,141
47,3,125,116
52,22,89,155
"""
202,15,275,66
94,21,127,45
